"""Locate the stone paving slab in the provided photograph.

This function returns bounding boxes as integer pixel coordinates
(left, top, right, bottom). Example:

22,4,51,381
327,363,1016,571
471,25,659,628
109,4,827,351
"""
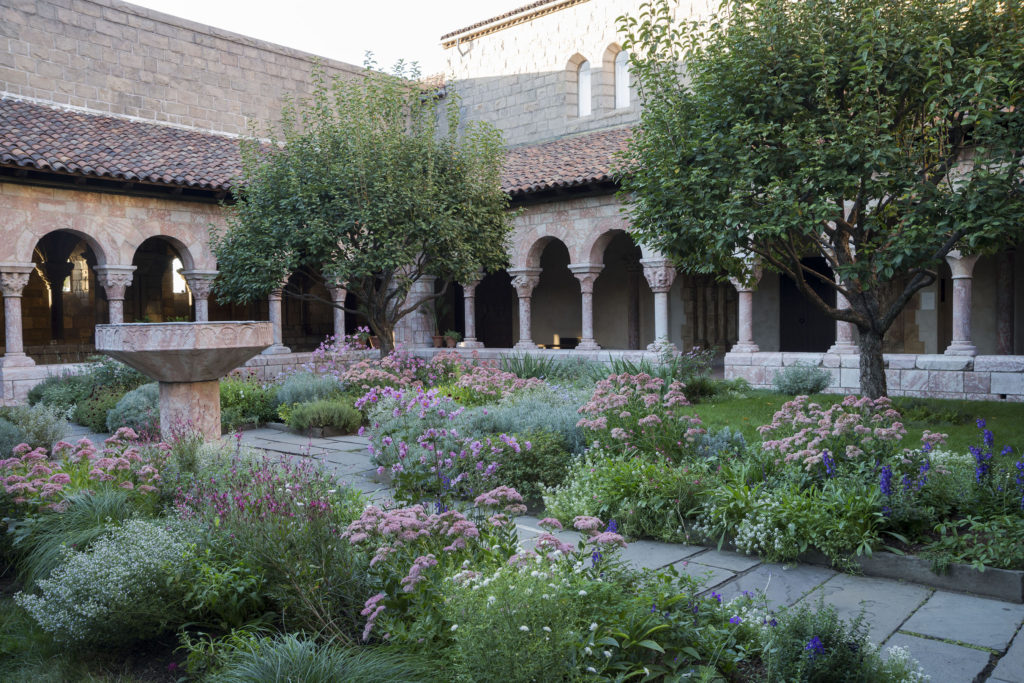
618,540,705,570
672,559,735,589
883,633,991,683
718,563,836,609
991,628,1024,682
799,574,932,644
688,549,762,572
901,590,1024,650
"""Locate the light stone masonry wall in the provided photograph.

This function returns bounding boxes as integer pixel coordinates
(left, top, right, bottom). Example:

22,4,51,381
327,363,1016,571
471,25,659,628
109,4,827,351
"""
724,352,1024,402
1,0,362,135
444,0,713,146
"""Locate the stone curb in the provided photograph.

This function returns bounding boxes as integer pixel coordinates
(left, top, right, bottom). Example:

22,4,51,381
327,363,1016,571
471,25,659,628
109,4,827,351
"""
799,549,1024,603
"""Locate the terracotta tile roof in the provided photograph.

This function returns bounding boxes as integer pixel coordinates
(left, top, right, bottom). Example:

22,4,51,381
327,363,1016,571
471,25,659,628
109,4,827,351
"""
0,97,240,191
0,97,629,197
502,126,631,196
441,0,563,40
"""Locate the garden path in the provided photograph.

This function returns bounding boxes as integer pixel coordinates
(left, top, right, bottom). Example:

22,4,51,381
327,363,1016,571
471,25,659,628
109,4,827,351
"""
67,423,1024,683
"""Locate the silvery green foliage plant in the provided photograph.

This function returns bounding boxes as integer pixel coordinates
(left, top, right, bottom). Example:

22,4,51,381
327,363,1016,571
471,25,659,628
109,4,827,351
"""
105,382,159,433
0,403,69,451
274,371,342,408
772,364,832,396
15,519,196,646
456,384,590,454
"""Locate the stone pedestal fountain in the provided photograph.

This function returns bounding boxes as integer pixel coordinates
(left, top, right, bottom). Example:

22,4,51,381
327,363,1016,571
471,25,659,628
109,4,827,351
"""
95,322,273,440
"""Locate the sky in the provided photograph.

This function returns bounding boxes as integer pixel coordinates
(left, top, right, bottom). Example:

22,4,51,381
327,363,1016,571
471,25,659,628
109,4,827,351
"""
127,0,528,76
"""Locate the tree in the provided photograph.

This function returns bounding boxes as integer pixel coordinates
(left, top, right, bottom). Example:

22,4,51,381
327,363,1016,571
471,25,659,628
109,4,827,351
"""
619,0,1024,397
212,62,513,355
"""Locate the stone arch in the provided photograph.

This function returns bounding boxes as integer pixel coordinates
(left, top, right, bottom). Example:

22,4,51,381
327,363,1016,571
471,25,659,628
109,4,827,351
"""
124,236,193,323
565,53,591,118
24,227,111,267
281,269,333,352
593,231,653,349
532,239,581,348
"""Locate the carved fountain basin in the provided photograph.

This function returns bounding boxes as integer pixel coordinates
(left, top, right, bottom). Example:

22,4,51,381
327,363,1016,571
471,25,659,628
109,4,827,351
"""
95,322,273,440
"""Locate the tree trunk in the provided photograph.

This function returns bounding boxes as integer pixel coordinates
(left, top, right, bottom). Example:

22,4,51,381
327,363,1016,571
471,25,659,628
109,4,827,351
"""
857,326,887,398
375,321,395,357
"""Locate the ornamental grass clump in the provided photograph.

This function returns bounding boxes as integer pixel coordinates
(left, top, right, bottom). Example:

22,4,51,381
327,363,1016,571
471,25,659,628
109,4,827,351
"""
14,518,197,646
576,372,705,461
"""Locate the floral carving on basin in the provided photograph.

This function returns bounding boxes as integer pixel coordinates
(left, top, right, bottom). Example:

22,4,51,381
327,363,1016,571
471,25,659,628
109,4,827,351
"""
94,322,273,382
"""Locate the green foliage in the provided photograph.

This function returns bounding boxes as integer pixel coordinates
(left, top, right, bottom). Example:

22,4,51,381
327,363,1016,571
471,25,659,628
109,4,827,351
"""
220,374,279,428
212,61,513,353
72,388,123,433
105,382,159,434
498,429,573,504
923,515,1024,571
182,550,270,631
620,0,1024,396
499,353,602,383
284,397,362,433
773,365,832,396
0,403,69,450
761,599,926,682
205,633,434,683
26,373,92,412
0,416,28,458
456,385,589,454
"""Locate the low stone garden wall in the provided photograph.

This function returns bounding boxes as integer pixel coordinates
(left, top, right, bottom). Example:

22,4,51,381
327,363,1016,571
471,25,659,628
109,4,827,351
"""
725,351,1024,401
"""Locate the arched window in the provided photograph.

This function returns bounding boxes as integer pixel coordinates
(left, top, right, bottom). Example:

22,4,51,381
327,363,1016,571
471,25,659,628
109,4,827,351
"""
171,258,188,294
577,60,592,117
614,51,630,109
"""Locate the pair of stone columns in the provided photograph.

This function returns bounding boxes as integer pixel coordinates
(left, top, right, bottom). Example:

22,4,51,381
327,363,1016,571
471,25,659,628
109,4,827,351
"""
0,262,219,368
505,259,676,351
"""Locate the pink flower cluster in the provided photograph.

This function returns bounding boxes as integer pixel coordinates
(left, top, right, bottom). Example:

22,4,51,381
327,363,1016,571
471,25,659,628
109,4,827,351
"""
759,395,919,470
576,373,705,461
1,427,167,511
344,504,482,554
450,363,543,403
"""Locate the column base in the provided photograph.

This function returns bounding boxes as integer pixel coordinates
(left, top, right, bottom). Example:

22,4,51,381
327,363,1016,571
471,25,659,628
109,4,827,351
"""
729,342,760,354
261,344,293,355
0,353,35,368
576,339,601,351
513,341,538,350
458,340,484,349
943,343,978,356
826,342,858,354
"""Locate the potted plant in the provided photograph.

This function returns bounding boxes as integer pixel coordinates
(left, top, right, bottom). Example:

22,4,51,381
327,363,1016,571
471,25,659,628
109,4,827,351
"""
443,330,462,348
356,328,373,349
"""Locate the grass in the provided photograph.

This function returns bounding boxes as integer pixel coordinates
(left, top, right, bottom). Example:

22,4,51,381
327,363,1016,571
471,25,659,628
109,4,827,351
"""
689,391,1024,455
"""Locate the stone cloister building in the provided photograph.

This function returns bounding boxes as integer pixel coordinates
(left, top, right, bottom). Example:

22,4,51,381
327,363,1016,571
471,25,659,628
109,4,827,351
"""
0,0,1022,403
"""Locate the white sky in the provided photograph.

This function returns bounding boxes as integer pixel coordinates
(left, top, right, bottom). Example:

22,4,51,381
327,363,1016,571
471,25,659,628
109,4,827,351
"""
127,0,527,76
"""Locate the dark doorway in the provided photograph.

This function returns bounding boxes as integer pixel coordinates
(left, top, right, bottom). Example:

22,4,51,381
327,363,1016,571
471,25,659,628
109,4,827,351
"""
476,271,516,348
779,257,835,352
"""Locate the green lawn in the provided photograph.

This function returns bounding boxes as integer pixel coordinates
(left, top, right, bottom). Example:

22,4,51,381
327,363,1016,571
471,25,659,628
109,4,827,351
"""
692,391,1024,455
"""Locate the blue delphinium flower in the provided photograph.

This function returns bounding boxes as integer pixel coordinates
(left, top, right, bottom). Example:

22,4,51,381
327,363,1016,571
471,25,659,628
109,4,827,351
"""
591,549,602,567
729,615,742,624
822,450,835,478
605,519,618,533
879,465,893,497
805,636,826,660
710,591,722,604
977,418,987,429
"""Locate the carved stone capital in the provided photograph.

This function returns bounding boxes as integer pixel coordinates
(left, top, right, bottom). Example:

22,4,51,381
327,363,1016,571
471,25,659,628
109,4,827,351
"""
178,269,219,300
639,259,676,294
509,268,542,298
0,263,35,297
568,263,603,294
327,286,347,303
945,250,980,280
94,265,136,299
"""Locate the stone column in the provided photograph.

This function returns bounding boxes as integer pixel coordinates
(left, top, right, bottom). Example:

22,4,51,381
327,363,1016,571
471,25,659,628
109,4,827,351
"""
394,275,437,349
459,277,484,348
327,284,347,341
94,265,136,325
640,258,676,351
568,263,603,350
263,288,292,354
827,289,858,354
179,270,218,322
509,268,541,350
728,275,761,353
0,263,37,367
944,250,980,356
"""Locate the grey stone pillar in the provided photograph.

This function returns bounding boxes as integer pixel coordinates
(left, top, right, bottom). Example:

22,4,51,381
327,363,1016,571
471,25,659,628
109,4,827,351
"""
459,277,484,348
640,258,676,351
263,288,292,354
327,284,347,341
510,268,541,350
569,263,603,350
827,289,858,354
0,263,36,367
944,250,980,356
94,265,136,325
179,269,218,322
728,274,761,353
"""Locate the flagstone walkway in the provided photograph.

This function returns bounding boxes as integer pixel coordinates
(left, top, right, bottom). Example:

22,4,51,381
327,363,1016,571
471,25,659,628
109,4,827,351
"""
72,423,1024,682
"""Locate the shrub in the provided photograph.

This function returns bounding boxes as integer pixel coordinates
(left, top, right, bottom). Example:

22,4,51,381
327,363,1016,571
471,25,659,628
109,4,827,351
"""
72,388,123,433
0,404,69,451
501,429,573,503
220,374,278,428
14,518,197,646
105,382,159,434
205,634,432,683
0,417,28,458
773,364,832,395
457,384,589,454
83,356,149,393
274,371,342,409
696,426,748,462
436,363,543,406
285,397,361,433
27,372,92,411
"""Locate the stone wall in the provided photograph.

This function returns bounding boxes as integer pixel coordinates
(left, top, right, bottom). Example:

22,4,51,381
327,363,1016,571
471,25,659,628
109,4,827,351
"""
1,0,362,135
724,351,1024,402
443,0,713,146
